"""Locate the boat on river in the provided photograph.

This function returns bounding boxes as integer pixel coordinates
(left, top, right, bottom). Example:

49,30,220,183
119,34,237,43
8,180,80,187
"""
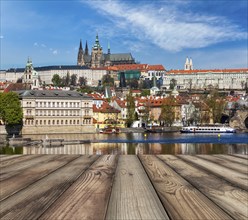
180,125,236,133
99,126,120,134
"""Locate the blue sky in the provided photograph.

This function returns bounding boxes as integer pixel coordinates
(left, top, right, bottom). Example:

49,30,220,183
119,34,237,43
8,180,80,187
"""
1,0,247,70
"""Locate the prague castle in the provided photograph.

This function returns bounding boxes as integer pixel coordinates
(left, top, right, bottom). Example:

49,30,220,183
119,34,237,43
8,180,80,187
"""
77,34,136,68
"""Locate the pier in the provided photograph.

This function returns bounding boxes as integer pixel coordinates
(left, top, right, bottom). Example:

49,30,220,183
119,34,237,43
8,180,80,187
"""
0,154,247,219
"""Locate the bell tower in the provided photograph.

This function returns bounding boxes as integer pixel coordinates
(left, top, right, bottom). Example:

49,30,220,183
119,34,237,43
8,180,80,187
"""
91,33,103,68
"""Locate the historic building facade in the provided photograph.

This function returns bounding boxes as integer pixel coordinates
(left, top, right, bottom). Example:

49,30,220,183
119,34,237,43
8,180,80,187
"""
163,68,248,90
18,90,95,134
1,62,107,87
77,34,136,68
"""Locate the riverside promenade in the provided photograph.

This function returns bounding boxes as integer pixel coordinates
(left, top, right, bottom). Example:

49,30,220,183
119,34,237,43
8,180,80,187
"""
0,154,247,219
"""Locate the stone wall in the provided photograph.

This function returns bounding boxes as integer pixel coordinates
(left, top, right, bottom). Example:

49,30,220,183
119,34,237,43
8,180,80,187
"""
21,125,96,134
229,110,248,130
0,125,7,135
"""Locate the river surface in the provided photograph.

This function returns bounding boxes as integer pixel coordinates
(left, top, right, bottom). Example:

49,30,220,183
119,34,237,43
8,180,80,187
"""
1,132,248,155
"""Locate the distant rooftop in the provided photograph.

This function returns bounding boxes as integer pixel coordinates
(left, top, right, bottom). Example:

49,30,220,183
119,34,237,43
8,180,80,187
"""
16,90,92,100
5,65,90,72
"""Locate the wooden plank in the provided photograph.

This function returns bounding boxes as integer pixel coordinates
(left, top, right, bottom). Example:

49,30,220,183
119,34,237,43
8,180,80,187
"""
0,155,41,168
232,154,248,159
139,155,232,220
215,154,248,165
196,155,248,174
0,155,24,162
158,155,248,220
178,155,248,191
39,155,118,220
0,155,58,181
0,155,79,200
106,155,169,220
0,155,99,220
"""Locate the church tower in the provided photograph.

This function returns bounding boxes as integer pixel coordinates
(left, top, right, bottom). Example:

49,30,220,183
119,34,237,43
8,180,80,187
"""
23,57,33,84
77,39,84,66
184,57,193,70
91,33,103,68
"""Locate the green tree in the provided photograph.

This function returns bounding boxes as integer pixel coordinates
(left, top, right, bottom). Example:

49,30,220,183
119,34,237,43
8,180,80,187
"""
62,71,70,86
140,89,150,97
0,92,23,125
205,90,226,123
102,74,114,87
169,79,177,90
79,76,87,86
70,74,78,86
159,96,175,126
52,74,62,87
126,90,136,127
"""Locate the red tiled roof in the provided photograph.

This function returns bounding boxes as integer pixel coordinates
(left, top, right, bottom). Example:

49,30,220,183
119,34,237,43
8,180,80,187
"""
93,102,120,113
147,65,165,71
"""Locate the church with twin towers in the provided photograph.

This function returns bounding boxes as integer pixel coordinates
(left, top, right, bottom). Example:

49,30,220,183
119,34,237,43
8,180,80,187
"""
77,34,136,68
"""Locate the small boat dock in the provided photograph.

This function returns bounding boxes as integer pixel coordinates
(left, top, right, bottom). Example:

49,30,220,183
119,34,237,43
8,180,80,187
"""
0,154,247,219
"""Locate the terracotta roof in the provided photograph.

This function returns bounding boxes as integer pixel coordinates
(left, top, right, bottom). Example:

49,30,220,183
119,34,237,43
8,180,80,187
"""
93,102,120,113
147,65,165,71
4,83,31,92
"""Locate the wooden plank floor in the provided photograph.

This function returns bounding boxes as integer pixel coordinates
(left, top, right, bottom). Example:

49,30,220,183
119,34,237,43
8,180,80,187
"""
0,154,247,220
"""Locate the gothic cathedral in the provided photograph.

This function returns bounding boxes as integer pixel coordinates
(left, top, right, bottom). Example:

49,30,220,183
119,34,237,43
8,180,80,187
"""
77,34,135,68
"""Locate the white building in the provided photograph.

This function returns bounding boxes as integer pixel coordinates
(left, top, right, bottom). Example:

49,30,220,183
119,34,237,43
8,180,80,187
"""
0,61,107,87
163,68,248,90
18,90,95,134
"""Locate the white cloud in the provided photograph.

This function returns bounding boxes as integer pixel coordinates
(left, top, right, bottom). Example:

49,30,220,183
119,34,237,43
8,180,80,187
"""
41,44,46,48
83,0,247,52
0,35,4,39
52,50,58,55
34,42,39,47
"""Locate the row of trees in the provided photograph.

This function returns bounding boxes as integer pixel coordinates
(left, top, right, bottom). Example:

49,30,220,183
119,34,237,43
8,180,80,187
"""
51,72,88,87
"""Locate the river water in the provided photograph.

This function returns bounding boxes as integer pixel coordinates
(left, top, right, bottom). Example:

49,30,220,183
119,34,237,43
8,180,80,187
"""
1,132,248,155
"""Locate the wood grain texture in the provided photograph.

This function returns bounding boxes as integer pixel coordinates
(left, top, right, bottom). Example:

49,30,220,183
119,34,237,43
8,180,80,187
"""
0,155,23,162
0,155,80,201
158,155,248,220
40,155,118,220
139,155,232,220
0,155,99,220
106,155,169,220
0,155,50,181
232,154,248,159
0,155,44,168
214,154,248,166
196,154,248,174
178,155,248,191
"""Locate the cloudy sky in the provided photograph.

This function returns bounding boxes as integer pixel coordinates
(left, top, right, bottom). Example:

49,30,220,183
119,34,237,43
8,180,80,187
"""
1,0,247,70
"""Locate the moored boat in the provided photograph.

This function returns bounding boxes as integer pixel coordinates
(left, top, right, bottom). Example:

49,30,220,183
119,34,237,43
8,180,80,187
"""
99,126,120,134
180,125,236,133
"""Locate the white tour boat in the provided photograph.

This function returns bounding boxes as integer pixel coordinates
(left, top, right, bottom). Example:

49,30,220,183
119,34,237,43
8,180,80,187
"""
180,125,236,133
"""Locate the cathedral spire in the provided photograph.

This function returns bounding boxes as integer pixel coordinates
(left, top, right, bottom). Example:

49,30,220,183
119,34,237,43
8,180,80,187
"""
85,40,89,56
107,41,110,54
77,39,84,66
79,39,83,50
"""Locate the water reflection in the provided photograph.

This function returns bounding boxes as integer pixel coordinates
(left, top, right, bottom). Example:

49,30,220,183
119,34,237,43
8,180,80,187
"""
1,142,247,155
